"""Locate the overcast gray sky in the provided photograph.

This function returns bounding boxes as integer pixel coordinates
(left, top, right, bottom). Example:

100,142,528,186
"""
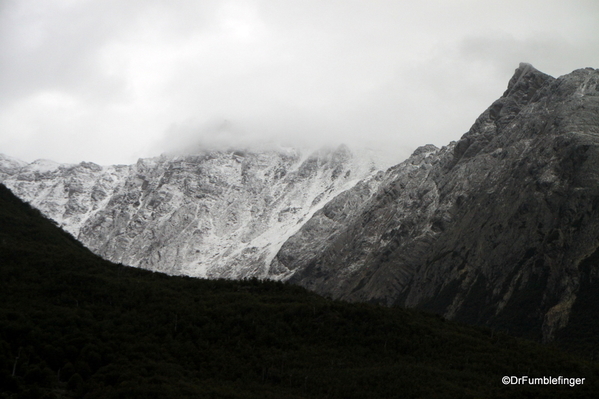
1,0,598,165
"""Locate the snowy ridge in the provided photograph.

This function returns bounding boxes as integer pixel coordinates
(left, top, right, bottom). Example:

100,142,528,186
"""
0,153,28,174
0,145,381,279
0,158,132,237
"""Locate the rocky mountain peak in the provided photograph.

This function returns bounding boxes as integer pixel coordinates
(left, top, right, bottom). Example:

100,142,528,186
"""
275,64,599,345
503,62,554,99
451,63,555,164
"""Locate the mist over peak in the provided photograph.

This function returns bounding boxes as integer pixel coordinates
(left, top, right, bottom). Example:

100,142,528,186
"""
152,116,409,170
1,1,597,166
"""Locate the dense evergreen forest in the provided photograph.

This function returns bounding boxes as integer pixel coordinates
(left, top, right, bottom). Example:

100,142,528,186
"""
1,183,598,398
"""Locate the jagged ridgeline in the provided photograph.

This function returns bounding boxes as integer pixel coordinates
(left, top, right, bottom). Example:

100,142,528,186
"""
1,183,598,398
278,64,599,350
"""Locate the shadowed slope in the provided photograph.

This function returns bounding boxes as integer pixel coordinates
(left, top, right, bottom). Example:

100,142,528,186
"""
0,185,599,398
1,183,599,397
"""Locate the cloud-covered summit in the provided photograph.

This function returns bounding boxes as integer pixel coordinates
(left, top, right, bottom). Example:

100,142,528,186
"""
0,0,597,165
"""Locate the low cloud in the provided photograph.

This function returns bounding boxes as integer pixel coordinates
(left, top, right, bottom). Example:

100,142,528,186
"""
1,1,598,165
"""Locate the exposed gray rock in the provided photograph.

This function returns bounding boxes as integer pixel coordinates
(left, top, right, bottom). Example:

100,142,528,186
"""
275,63,599,343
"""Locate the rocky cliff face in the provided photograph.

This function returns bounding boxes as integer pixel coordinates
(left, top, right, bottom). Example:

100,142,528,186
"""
0,146,379,278
274,63,599,343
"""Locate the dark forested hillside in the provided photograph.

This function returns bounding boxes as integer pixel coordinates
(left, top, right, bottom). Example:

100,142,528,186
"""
0,183,598,398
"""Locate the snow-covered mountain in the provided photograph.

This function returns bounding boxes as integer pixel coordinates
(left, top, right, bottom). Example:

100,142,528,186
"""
0,145,381,278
